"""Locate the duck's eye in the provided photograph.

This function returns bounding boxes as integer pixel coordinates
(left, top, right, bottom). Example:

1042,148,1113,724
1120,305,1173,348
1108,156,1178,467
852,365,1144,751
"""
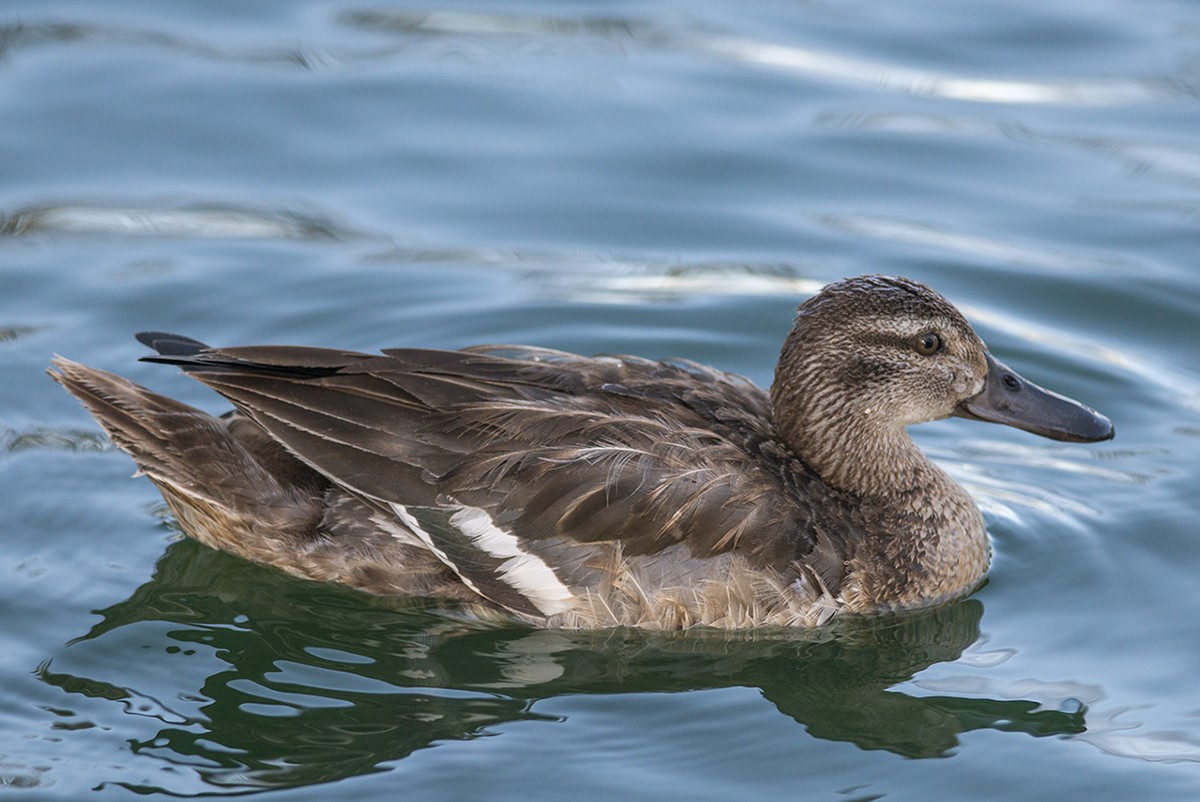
914,332,943,356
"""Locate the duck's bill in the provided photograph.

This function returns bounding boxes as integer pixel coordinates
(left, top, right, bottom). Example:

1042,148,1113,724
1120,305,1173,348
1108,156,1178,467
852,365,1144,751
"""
954,354,1114,443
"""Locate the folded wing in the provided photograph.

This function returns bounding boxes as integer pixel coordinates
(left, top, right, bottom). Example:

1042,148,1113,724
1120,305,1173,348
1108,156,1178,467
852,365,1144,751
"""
142,340,841,618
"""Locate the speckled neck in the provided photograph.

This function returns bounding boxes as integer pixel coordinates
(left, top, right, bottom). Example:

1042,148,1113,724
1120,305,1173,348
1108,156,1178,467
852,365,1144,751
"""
788,410,992,609
786,411,934,498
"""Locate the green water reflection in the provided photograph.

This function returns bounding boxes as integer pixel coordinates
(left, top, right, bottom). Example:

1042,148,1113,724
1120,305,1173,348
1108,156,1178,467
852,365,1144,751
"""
41,539,1084,794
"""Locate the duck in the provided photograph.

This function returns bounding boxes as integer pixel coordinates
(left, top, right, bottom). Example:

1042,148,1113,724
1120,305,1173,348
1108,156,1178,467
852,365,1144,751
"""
50,275,1113,629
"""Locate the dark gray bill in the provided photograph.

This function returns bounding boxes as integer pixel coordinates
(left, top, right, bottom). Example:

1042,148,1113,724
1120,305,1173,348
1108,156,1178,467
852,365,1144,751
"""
954,354,1114,443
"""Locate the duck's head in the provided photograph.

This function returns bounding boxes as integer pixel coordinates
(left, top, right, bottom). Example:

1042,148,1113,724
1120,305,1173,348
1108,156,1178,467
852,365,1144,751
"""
771,275,1113,492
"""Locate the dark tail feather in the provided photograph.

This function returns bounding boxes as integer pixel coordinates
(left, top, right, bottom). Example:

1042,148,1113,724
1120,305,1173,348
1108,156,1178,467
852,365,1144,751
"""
135,331,210,357
136,331,220,373
135,331,354,379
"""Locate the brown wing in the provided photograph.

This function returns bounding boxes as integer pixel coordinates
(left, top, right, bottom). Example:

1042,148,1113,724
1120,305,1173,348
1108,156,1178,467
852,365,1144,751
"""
141,339,847,616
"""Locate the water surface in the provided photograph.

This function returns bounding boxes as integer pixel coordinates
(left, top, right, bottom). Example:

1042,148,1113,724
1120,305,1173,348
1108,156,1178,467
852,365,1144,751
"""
2,0,1199,798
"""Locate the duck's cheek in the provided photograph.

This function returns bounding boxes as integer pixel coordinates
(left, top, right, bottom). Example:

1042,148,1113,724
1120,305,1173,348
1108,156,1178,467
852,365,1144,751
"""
947,365,984,398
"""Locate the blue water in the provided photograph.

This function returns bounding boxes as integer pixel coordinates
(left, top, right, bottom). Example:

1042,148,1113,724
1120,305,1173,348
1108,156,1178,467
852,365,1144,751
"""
3,0,1199,798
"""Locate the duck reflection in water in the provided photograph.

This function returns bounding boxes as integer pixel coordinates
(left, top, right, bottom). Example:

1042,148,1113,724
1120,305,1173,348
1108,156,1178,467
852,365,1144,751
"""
39,541,1085,794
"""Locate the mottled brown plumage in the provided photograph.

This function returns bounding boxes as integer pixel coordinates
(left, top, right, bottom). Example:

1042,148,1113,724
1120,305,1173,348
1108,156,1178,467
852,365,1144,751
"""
49,275,1114,628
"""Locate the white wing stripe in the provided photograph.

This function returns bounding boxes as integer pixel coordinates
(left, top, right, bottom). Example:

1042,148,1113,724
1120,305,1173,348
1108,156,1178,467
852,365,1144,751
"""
448,504,575,616
389,502,488,600
389,501,575,617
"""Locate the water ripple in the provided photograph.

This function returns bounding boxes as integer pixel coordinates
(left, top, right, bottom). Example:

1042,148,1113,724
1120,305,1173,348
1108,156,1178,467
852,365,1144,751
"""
817,213,1138,273
693,34,1174,106
950,440,1149,485
0,758,49,790
945,465,1110,524
2,13,1185,108
366,244,826,302
342,9,1184,106
339,9,646,40
915,673,1200,764
533,261,825,303
0,324,46,343
0,20,394,70
0,201,372,242
1000,123,1200,187
2,426,112,453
